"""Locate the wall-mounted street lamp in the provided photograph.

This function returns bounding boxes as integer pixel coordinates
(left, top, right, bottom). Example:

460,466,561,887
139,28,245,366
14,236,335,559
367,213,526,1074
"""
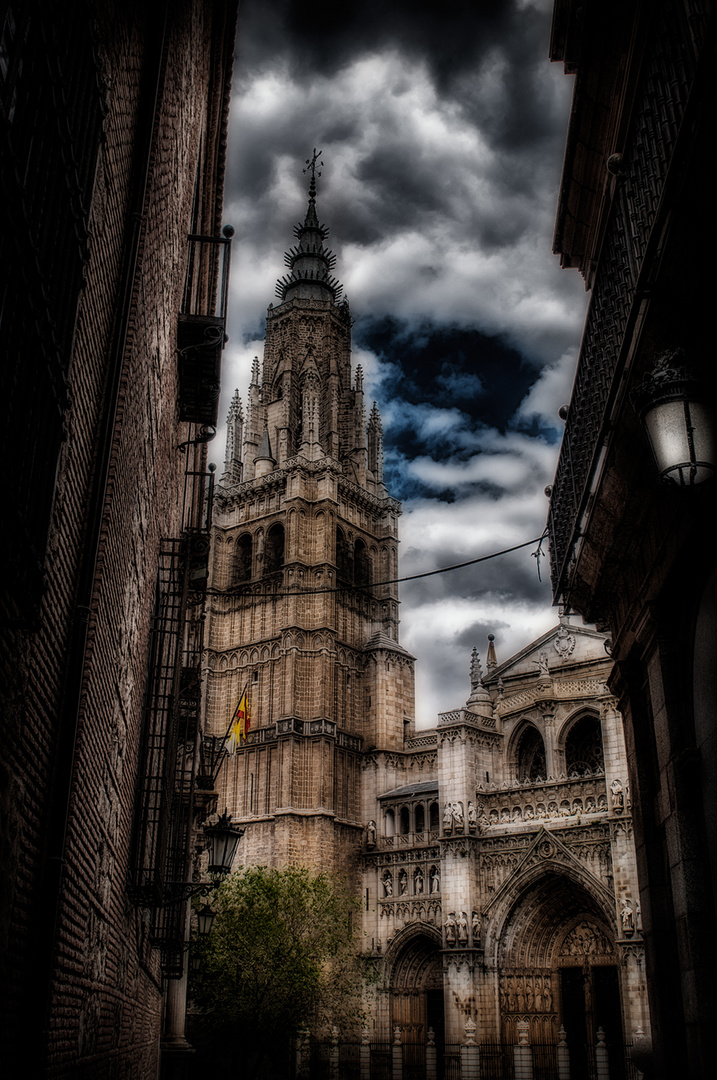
203,810,244,878
632,347,715,486
195,902,217,937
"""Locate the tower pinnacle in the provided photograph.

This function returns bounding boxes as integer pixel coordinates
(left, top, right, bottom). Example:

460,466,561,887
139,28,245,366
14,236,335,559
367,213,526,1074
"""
275,152,343,304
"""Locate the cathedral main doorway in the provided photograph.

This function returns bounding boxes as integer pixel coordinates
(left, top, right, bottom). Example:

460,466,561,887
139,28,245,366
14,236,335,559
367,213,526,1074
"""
560,964,625,1079
389,932,444,1079
495,870,625,1071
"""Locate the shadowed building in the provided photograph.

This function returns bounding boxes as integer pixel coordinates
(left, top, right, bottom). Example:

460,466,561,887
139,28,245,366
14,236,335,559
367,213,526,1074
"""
547,1,717,1076
1,2,238,1075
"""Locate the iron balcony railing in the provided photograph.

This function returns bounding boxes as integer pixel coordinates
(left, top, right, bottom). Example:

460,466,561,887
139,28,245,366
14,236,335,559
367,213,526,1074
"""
177,226,234,427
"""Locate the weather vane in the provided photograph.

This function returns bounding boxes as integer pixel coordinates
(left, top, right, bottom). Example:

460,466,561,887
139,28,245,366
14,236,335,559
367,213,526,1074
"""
303,148,324,181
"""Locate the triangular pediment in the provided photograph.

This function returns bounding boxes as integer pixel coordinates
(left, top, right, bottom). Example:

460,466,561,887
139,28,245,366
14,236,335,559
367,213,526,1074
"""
483,826,614,918
485,622,608,685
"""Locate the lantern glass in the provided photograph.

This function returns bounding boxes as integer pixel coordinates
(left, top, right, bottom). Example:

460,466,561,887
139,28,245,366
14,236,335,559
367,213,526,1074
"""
204,812,243,876
643,398,716,485
196,903,216,936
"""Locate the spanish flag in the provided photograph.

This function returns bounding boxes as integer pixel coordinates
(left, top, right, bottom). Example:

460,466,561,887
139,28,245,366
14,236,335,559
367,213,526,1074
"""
227,685,249,754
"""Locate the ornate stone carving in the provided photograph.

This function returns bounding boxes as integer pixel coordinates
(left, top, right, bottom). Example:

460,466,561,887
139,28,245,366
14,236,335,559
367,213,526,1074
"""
559,921,613,959
553,624,576,659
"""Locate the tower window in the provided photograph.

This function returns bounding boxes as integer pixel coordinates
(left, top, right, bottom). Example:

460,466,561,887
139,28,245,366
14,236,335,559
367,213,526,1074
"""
354,538,372,587
336,526,352,582
236,533,252,582
265,523,285,574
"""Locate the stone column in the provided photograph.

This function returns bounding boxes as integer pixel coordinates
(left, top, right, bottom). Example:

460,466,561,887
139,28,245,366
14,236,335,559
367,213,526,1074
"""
460,1017,480,1080
330,1026,340,1080
360,1028,371,1080
426,1028,437,1080
595,1027,609,1080
392,1026,403,1080
513,1019,533,1080
557,1025,570,1080
160,906,195,1080
296,1028,310,1080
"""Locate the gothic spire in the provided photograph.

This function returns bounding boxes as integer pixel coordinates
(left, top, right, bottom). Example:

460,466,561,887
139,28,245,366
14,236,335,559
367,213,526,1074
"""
275,151,344,305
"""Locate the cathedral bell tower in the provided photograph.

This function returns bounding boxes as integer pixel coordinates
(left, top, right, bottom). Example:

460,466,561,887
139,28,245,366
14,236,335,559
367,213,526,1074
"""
207,156,415,877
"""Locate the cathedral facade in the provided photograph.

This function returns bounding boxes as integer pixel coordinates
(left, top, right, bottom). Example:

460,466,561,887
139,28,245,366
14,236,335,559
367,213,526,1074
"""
206,175,649,1066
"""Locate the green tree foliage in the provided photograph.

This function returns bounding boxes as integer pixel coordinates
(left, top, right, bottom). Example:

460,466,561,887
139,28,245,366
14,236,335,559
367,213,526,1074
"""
188,865,367,1078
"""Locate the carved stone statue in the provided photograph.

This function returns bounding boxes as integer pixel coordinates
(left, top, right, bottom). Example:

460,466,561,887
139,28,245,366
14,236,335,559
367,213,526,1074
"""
414,866,424,894
610,778,624,811
430,866,440,893
366,820,377,848
445,913,457,946
468,801,477,832
534,651,550,677
457,911,468,945
620,897,634,934
382,871,393,897
472,910,481,941
399,869,408,895
451,801,464,831
443,803,453,834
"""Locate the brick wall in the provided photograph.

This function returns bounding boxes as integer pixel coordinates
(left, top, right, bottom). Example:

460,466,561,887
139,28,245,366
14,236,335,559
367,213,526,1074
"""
0,1,237,1075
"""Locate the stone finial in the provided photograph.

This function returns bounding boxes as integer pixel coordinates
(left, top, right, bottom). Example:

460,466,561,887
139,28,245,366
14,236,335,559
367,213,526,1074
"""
464,1017,477,1045
486,633,497,670
250,356,261,385
355,364,364,392
517,1019,530,1045
467,646,493,715
470,646,482,689
223,388,244,483
393,1026,402,1046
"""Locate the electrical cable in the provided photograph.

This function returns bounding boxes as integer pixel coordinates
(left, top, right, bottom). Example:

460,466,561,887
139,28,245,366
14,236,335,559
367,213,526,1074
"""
208,532,548,598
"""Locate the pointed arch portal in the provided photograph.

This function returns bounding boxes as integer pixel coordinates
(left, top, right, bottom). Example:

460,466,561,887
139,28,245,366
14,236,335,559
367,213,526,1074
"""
388,931,444,1079
496,870,626,1078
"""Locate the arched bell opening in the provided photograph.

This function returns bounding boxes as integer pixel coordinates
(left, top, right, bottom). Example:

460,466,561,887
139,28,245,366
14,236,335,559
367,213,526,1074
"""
495,871,625,1078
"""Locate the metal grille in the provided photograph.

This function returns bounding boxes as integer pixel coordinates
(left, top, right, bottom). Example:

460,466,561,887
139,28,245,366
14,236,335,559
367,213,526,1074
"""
548,0,702,598
132,540,188,908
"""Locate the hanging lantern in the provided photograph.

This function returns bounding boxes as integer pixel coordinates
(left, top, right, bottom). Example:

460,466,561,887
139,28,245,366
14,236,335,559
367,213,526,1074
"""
632,348,715,486
203,810,244,876
195,902,216,937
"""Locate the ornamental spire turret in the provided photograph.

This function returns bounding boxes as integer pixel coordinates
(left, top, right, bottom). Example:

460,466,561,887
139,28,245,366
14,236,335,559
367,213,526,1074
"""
275,149,343,304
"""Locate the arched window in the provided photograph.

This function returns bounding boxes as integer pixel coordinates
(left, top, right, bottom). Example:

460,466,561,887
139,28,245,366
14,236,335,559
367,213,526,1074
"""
264,523,284,574
336,526,352,582
385,809,395,837
565,714,604,776
354,538,371,587
415,804,425,833
429,802,440,831
399,806,410,835
516,726,547,782
236,533,252,582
